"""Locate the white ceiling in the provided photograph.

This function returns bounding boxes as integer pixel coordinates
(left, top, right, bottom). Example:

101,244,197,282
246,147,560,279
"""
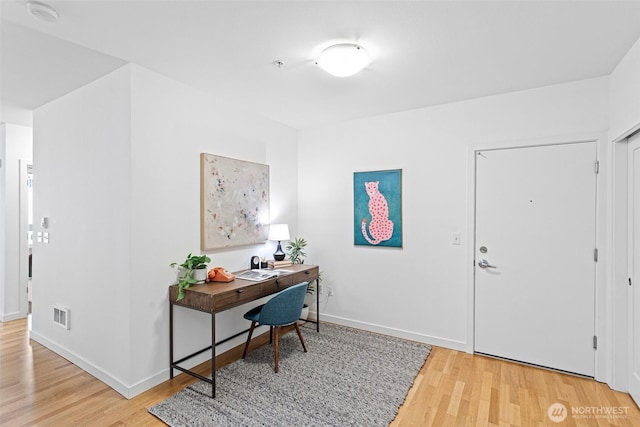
1,0,640,129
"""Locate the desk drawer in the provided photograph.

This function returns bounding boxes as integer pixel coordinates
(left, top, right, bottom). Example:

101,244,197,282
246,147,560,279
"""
262,274,294,295
214,283,264,311
293,266,319,285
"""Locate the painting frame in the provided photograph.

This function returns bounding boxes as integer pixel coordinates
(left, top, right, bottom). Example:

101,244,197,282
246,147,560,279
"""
200,153,270,250
354,169,403,248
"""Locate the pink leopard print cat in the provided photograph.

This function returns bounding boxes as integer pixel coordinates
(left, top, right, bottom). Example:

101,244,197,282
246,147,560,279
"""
361,181,394,245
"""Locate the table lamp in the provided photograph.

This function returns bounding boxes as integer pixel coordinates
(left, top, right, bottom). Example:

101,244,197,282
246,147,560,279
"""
268,224,290,261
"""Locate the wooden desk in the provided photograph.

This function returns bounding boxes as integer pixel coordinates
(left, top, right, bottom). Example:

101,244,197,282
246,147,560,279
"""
169,264,320,398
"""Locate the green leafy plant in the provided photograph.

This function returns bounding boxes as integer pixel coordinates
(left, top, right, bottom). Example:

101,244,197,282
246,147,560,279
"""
181,253,210,270
170,253,211,301
286,237,307,264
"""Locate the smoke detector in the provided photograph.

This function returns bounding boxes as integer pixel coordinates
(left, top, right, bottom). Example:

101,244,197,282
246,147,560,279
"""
26,1,59,23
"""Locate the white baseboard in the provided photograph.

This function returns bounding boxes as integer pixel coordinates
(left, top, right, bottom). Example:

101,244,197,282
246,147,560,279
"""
127,368,174,399
29,327,254,399
29,329,209,399
320,313,468,352
30,329,134,398
30,329,222,399
1,311,25,322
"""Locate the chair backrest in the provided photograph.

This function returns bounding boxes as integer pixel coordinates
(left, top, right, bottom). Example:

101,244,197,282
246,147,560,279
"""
258,282,308,326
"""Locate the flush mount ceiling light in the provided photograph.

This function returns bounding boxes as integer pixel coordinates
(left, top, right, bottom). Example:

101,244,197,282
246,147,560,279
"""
315,43,371,77
26,1,59,23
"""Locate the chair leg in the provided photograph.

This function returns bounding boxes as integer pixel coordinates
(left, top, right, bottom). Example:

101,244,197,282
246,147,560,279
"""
294,323,308,353
243,321,257,359
274,326,279,373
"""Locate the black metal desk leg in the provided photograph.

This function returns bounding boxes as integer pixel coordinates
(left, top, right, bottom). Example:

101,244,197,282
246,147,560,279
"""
316,279,320,332
169,302,174,379
211,313,216,398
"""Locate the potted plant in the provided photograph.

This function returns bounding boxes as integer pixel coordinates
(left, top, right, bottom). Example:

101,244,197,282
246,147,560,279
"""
170,253,211,301
286,237,307,264
286,237,318,319
286,237,316,293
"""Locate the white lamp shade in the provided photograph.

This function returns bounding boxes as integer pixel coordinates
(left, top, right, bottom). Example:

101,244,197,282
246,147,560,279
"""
316,43,371,77
268,224,290,241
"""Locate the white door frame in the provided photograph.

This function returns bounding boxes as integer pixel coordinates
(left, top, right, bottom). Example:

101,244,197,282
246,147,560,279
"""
610,136,631,391
608,124,640,393
627,132,640,403
18,159,30,318
465,132,608,383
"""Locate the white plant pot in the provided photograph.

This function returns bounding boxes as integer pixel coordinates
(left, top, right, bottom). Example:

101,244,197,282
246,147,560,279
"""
193,268,207,283
304,293,314,307
300,304,310,320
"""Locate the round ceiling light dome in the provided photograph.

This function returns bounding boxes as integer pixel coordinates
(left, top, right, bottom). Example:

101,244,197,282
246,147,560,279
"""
315,43,371,77
26,1,59,23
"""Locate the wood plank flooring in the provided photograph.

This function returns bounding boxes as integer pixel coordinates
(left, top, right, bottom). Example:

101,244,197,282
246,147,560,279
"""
392,347,640,427
2,317,639,426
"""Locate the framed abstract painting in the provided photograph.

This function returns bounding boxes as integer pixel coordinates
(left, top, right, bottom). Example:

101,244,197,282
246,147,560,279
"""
200,153,270,250
354,169,402,248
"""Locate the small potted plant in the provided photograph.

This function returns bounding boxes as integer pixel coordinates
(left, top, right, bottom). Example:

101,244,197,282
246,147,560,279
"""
287,237,308,264
170,253,211,301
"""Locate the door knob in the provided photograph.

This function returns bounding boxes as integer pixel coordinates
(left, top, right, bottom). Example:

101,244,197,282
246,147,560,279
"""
478,259,497,269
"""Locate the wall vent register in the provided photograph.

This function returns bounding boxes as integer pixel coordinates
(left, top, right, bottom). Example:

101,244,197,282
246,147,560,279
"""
53,305,70,330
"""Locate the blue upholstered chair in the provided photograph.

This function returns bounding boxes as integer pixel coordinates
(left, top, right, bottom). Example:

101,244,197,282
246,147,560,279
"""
242,282,309,373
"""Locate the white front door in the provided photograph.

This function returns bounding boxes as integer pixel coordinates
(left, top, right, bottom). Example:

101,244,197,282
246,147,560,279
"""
475,142,597,376
628,132,640,405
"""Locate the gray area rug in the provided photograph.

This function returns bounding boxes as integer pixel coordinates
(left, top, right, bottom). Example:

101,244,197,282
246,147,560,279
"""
149,322,431,427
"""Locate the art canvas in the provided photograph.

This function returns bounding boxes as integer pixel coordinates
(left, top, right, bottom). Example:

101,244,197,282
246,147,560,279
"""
354,169,402,248
201,153,269,250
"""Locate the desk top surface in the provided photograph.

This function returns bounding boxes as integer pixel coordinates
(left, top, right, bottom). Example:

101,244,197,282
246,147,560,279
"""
169,263,319,313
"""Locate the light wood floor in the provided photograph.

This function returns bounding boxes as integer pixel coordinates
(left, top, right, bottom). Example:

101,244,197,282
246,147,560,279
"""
1,318,639,426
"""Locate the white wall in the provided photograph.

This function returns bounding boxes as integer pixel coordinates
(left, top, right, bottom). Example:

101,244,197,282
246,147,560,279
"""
30,64,298,397
298,77,610,352
31,66,133,390
0,123,33,321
